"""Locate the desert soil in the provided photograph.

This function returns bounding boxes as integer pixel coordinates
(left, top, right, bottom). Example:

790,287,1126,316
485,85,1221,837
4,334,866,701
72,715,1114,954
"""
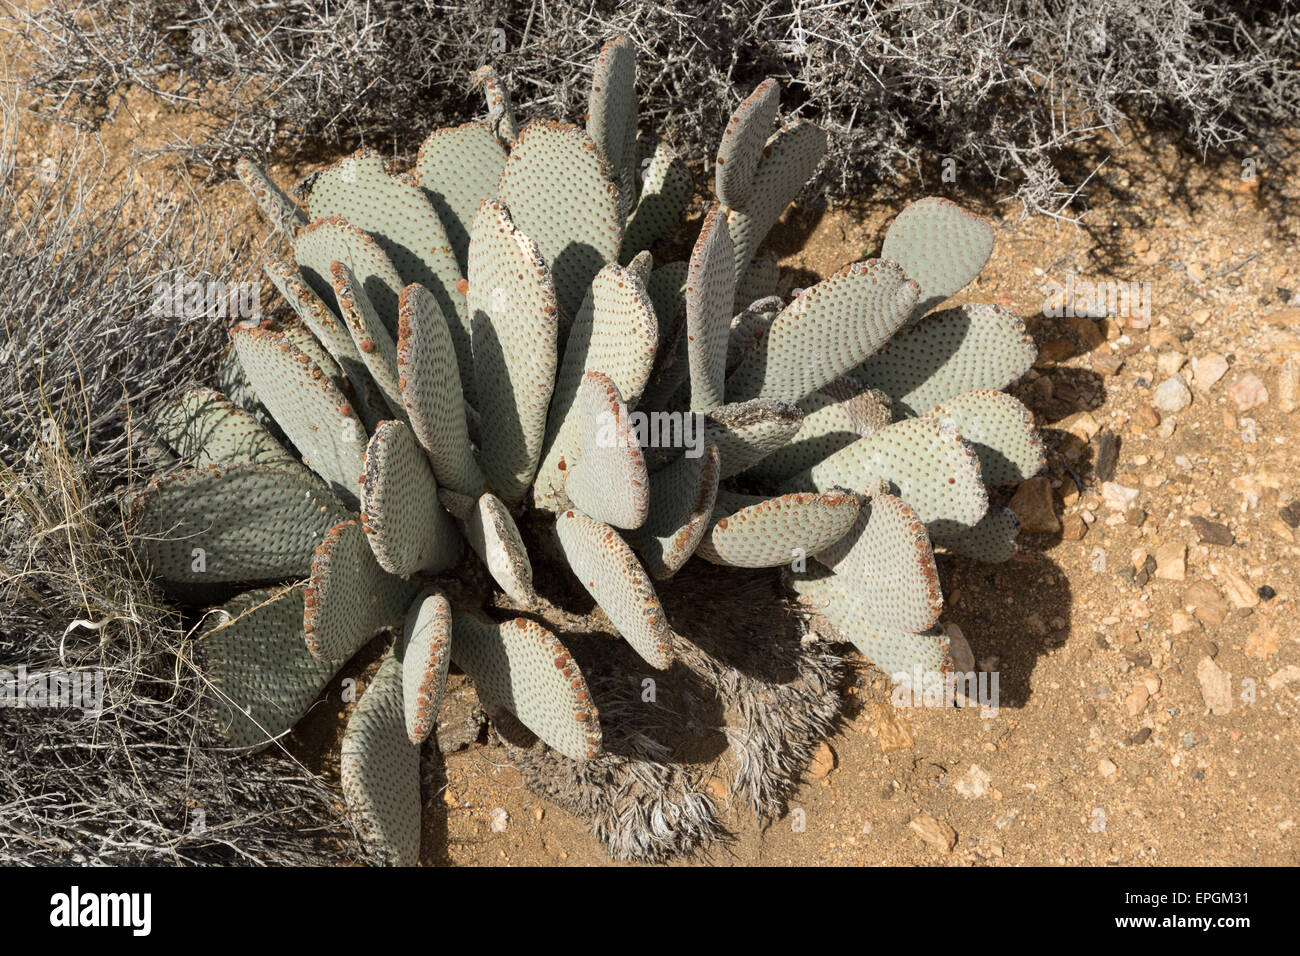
6,54,1298,866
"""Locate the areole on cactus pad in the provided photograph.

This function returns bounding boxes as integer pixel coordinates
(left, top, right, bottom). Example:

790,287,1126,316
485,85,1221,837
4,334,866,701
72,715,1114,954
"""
132,34,1041,865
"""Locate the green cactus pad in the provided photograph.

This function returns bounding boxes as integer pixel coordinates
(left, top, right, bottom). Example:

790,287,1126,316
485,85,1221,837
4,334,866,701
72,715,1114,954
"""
330,261,405,420
935,505,1020,563
534,261,657,509
728,259,918,405
473,64,519,143
587,34,638,212
856,304,1037,417
230,324,368,507
744,379,889,481
725,295,782,376
735,255,780,306
197,585,341,750
306,149,466,348
629,440,721,579
446,490,535,605
685,207,736,412
726,120,828,281
415,122,509,273
151,386,291,467
361,420,461,576
880,197,994,317
293,216,406,337
697,490,860,568
715,77,779,209
398,587,453,745
133,461,346,586
645,260,688,347
468,198,559,505
450,613,602,761
705,398,803,478
564,372,649,529
304,519,418,662
496,120,623,320
926,389,1044,487
790,569,952,681
555,509,675,669
396,283,485,495
794,416,988,535
621,134,691,263
813,493,943,633
235,158,307,235
340,651,421,866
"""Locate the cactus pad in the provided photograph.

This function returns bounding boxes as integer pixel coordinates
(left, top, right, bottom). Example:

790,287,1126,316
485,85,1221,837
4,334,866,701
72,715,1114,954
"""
151,386,291,467
715,78,779,209
293,217,405,336
415,122,509,272
857,304,1037,417
361,420,460,576
340,651,421,866
564,372,649,529
496,120,623,319
395,283,484,495
198,585,341,750
555,509,675,669
587,34,638,210
231,324,368,507
451,613,602,761
330,261,404,419
697,490,860,568
468,199,559,505
398,587,453,745
935,505,1020,563
685,207,736,411
705,398,804,478
629,441,721,579
880,196,994,317
304,519,417,662
621,134,691,262
448,490,535,606
926,389,1044,487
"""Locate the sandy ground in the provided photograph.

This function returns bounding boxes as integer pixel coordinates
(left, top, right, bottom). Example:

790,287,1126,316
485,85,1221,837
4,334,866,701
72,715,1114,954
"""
5,48,1298,866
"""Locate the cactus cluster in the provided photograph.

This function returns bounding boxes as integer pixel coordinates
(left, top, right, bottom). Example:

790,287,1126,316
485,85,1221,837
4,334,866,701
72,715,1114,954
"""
133,36,1041,865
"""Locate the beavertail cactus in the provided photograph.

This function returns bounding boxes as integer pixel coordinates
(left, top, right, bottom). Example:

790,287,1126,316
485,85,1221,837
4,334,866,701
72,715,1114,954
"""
134,35,1042,865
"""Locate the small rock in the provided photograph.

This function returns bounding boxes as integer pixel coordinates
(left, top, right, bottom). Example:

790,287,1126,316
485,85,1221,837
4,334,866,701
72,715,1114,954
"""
1061,513,1088,540
1226,373,1268,411
1101,481,1140,512
953,764,991,799
1258,584,1276,601
1189,516,1234,546
1279,356,1299,413
1196,657,1233,715
1143,673,1162,696
1094,431,1120,481
1128,727,1153,746
1215,566,1259,609
1008,476,1060,533
1125,685,1150,717
1245,627,1280,660
1153,375,1192,413
1194,353,1230,389
1134,402,1161,427
944,623,976,673
1170,611,1195,634
1154,543,1186,581
870,700,914,753
1184,579,1229,628
1093,352,1124,376
1098,758,1118,778
1281,501,1300,528
1156,352,1186,377
1266,665,1300,692
908,814,957,853
806,741,836,779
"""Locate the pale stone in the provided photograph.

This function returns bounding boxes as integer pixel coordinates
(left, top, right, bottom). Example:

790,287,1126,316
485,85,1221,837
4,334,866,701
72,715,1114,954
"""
1193,352,1229,389
1196,657,1233,715
1154,543,1186,581
1153,375,1192,413
1226,373,1268,411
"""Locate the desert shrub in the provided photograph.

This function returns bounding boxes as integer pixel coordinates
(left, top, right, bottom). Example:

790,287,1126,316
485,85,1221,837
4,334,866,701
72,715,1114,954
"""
0,85,357,865
4,0,1298,214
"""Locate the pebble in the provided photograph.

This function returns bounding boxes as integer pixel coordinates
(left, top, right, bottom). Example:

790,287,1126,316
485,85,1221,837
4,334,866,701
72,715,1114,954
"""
1135,402,1161,427
1182,731,1207,749
1008,476,1060,532
1125,685,1150,717
870,700,914,753
1196,657,1234,715
1156,352,1186,377
1098,758,1118,778
1154,543,1186,580
1245,627,1280,659
1189,516,1234,546
1153,374,1192,413
1101,481,1140,512
1061,513,1088,540
1094,352,1125,376
1280,501,1300,528
908,814,957,852
1128,727,1153,746
1193,353,1230,389
954,764,991,799
807,741,836,779
1214,566,1259,609
945,623,976,672
1280,356,1299,413
1257,584,1276,601
1266,665,1300,692
1227,373,1269,411
1184,579,1229,628
1170,611,1195,634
